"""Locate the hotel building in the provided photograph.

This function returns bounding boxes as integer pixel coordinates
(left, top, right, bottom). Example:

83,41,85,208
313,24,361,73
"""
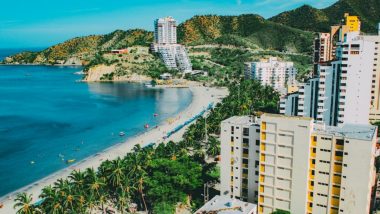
154,17,177,45
220,114,377,214
152,17,192,72
245,57,297,94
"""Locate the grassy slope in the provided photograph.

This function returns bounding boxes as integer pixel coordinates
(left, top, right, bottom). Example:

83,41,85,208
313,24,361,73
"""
177,14,314,53
269,0,380,33
4,29,153,64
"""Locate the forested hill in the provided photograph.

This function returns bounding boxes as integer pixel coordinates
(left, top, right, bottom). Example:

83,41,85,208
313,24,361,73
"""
177,14,313,53
2,29,153,64
269,0,380,33
3,0,380,65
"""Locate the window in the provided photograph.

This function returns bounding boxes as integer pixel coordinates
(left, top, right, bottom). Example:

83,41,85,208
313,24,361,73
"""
243,128,249,136
243,159,248,164
256,140,260,146
231,137,234,142
243,169,248,174
243,138,249,146
243,148,249,155
335,151,343,156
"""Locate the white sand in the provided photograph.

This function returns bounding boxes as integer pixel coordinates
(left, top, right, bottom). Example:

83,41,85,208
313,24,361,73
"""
0,86,228,214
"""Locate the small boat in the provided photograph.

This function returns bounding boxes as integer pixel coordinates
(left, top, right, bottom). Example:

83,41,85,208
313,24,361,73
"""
144,83,153,88
119,132,125,136
144,124,149,129
30,161,35,164
153,113,159,117
66,159,76,164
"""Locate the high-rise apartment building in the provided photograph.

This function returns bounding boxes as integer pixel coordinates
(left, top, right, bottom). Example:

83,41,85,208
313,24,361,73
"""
245,57,297,94
282,14,380,125
220,114,377,214
279,93,299,116
220,116,261,203
297,78,319,119
152,17,192,72
154,17,177,44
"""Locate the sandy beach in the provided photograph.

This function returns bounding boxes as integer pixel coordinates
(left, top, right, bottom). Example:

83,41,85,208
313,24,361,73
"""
0,86,228,214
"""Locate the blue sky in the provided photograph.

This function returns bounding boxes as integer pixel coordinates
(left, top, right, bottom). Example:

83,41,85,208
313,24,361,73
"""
0,0,337,48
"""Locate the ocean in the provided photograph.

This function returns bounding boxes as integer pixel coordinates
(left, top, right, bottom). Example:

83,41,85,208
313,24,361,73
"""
0,50,192,196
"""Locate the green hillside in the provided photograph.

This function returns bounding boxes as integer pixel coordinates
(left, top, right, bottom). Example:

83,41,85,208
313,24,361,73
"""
177,14,314,53
3,29,153,64
269,0,380,33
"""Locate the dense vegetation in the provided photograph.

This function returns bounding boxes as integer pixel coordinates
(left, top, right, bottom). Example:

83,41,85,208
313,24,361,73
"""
177,14,314,53
13,80,279,214
3,29,153,65
188,47,312,85
270,0,380,33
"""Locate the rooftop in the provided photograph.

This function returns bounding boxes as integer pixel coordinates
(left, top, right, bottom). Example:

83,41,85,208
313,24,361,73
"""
194,195,257,214
222,116,258,126
314,123,377,141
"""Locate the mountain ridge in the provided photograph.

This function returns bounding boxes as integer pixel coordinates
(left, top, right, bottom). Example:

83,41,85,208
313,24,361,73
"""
269,0,380,33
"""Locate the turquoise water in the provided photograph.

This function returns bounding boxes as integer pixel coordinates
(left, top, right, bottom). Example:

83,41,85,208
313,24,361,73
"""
0,64,192,196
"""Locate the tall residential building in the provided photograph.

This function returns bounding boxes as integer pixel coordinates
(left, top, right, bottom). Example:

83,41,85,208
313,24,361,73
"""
283,14,380,125
297,78,319,119
152,17,192,72
245,57,297,94
220,116,260,203
313,33,332,74
154,17,177,44
366,35,380,121
333,32,377,125
316,63,339,126
279,93,299,116
220,114,377,214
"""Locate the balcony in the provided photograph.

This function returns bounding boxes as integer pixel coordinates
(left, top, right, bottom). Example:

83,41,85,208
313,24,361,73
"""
310,160,315,169
261,144,266,151
308,193,313,202
333,175,341,184
260,175,265,182
261,122,266,130
242,173,248,179
261,133,266,141
334,165,342,173
242,183,248,189
334,155,343,162
259,185,264,193
336,144,344,150
243,153,249,158
311,137,317,147
331,197,340,207
261,154,266,162
308,181,314,191
260,165,265,173
332,186,341,196
309,170,315,180
242,163,248,168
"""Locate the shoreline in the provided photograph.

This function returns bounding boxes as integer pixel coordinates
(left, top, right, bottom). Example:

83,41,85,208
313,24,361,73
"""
0,86,228,214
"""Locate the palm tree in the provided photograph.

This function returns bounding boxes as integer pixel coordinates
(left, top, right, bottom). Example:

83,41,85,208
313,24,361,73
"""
206,137,221,158
39,186,62,214
107,157,126,189
115,188,129,214
136,174,148,213
13,192,35,214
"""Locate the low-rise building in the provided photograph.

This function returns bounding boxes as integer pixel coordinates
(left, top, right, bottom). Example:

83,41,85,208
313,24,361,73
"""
195,195,257,214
